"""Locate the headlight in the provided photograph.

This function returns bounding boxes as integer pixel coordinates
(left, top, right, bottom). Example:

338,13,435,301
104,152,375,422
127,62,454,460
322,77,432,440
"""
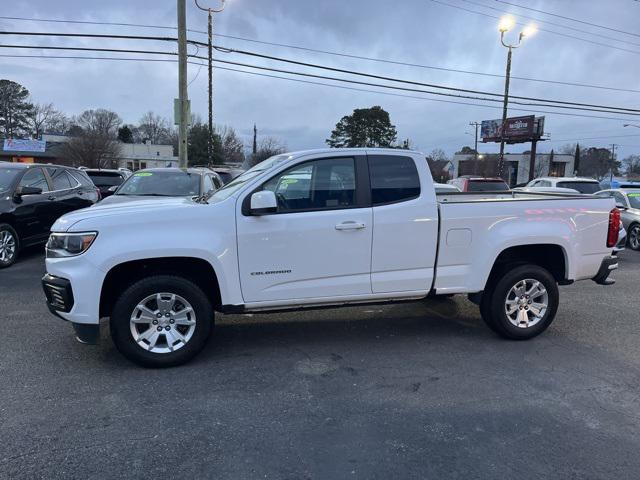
46,232,97,258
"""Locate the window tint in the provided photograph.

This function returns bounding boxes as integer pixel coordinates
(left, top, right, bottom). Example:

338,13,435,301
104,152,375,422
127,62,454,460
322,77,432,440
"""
540,180,552,187
613,192,627,207
47,168,74,190
213,175,223,189
369,155,420,205
19,168,50,192
86,171,125,187
262,157,356,213
557,181,600,194
69,170,94,187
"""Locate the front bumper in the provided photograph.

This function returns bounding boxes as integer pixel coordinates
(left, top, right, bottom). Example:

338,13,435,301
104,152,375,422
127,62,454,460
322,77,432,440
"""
592,254,619,286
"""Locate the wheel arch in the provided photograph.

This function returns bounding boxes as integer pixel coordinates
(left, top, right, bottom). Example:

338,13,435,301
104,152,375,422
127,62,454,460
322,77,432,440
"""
484,243,568,291
99,257,222,318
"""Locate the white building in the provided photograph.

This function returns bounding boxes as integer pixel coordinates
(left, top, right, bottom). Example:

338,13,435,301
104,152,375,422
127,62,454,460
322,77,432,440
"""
451,152,575,186
117,142,177,170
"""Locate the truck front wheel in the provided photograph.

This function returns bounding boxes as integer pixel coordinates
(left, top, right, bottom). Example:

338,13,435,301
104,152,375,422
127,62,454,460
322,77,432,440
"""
110,275,214,367
480,264,559,340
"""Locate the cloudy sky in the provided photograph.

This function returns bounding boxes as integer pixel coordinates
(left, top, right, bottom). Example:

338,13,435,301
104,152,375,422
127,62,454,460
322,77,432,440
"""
2,0,639,160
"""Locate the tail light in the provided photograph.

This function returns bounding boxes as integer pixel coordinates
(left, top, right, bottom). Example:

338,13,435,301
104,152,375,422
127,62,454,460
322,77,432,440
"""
607,208,620,248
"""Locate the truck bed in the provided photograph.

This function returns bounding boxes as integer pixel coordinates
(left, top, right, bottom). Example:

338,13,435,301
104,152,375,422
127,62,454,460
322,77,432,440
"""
436,191,587,203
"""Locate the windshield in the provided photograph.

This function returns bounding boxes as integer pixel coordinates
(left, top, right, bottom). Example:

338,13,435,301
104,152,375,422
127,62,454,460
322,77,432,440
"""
211,154,291,201
0,168,20,194
626,192,640,209
86,172,125,187
116,171,201,196
468,180,509,192
557,181,600,194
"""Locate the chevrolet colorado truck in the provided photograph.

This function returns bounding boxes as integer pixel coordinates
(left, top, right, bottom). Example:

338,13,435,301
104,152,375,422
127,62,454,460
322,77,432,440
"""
42,148,622,367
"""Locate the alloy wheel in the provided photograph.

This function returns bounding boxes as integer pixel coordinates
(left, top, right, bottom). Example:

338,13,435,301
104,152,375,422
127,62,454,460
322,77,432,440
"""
0,230,16,264
129,292,197,353
504,279,549,329
630,225,640,250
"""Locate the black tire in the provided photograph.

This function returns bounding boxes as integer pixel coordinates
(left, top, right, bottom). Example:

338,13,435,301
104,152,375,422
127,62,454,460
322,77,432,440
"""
628,223,640,251
110,275,214,367
480,264,559,340
0,223,19,269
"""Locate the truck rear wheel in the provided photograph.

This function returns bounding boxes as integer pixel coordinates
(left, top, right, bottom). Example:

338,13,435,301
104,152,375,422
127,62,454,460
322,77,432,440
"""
110,275,214,367
480,264,559,340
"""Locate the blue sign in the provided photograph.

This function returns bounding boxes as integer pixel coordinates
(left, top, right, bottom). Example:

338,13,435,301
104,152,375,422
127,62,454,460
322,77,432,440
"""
3,139,47,153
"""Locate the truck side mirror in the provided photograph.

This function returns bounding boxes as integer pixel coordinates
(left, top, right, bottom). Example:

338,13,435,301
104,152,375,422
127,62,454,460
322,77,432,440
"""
250,190,277,215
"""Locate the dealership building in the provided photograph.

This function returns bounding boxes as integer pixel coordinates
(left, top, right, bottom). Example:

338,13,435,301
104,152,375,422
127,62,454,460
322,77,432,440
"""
451,152,575,186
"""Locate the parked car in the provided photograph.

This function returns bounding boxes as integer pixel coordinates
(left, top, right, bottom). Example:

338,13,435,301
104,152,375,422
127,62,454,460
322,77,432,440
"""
212,165,245,184
84,169,130,198
0,163,99,268
448,176,510,192
525,176,601,194
599,178,640,190
596,188,640,250
434,182,460,193
42,148,621,367
98,168,224,205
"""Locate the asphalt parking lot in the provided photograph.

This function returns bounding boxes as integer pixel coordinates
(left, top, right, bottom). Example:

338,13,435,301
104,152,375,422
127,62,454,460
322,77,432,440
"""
2,248,639,479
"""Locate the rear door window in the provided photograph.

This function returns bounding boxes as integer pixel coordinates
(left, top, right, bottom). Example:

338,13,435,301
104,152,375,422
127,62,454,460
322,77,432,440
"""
368,155,420,205
47,168,74,191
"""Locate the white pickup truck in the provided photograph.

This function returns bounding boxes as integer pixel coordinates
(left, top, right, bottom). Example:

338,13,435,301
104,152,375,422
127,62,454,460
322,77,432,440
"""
43,148,622,367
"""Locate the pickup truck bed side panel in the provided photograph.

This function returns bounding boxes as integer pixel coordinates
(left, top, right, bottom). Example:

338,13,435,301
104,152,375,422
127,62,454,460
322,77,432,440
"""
434,197,614,294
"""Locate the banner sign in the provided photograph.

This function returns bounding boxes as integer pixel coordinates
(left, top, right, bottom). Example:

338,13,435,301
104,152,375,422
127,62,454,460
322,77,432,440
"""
3,138,47,153
481,115,537,143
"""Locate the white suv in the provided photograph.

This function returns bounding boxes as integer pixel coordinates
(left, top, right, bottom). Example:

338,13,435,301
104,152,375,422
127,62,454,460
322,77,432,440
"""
526,177,601,194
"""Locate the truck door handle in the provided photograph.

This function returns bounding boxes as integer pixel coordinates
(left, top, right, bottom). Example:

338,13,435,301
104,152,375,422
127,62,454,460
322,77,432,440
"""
335,221,366,231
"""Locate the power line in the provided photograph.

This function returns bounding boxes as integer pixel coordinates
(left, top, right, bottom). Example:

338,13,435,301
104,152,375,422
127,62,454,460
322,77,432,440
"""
428,0,640,55
2,52,638,123
492,0,640,38
2,15,639,94
3,31,638,115
460,0,640,47
3,40,640,117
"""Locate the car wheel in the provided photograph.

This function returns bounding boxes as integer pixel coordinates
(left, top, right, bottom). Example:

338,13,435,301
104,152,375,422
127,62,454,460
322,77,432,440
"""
480,264,559,340
0,223,19,269
628,224,640,251
110,275,214,367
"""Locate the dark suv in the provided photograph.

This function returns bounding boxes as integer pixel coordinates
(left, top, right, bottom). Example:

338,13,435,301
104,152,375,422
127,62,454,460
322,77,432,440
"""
83,169,129,198
0,163,100,268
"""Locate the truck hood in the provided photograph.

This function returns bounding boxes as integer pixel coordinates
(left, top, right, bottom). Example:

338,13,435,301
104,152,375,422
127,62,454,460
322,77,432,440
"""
52,197,206,232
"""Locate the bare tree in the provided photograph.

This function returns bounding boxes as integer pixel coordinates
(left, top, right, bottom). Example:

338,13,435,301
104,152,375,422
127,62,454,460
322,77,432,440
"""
249,136,286,166
59,132,122,168
218,125,245,164
138,111,171,144
27,102,67,138
75,109,122,138
622,154,640,179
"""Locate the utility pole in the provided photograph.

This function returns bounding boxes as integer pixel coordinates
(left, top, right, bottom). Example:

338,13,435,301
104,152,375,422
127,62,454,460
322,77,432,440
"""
610,143,617,184
252,123,257,156
195,0,226,165
177,0,189,168
469,121,480,160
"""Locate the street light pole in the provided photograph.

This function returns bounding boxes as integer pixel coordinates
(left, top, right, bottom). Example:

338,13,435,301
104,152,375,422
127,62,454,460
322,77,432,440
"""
469,121,480,161
195,0,226,165
496,18,536,179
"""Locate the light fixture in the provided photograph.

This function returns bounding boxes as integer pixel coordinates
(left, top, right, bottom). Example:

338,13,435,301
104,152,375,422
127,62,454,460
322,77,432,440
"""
498,15,515,33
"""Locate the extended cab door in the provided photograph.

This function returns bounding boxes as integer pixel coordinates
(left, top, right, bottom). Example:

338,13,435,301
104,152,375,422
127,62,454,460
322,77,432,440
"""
236,154,373,303
368,153,439,294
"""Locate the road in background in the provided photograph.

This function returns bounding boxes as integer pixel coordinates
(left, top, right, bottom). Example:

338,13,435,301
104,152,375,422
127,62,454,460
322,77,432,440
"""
2,247,639,479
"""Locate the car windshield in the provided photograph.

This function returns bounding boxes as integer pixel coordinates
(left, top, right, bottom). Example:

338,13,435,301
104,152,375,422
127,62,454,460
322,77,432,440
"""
468,180,509,192
86,172,124,187
0,168,20,194
116,171,201,196
211,154,291,201
557,181,600,194
626,192,640,209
